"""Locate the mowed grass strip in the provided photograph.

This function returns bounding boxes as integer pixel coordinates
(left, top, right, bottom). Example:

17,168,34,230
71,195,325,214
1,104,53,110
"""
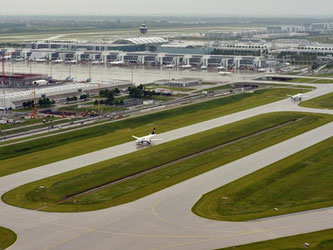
288,78,333,84
0,88,306,177
0,227,17,249
3,112,332,212
300,92,333,109
219,228,333,250
192,136,333,222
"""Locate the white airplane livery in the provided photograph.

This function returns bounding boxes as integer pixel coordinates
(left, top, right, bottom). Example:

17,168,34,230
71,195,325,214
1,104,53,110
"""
132,128,160,145
218,71,233,76
288,93,308,101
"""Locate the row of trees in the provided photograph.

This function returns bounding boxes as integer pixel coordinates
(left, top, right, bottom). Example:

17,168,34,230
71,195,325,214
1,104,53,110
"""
94,99,124,106
67,94,90,102
128,85,157,98
93,88,121,106
22,97,55,109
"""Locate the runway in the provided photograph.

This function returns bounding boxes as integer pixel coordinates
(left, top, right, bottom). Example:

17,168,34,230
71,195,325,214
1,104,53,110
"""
0,82,332,249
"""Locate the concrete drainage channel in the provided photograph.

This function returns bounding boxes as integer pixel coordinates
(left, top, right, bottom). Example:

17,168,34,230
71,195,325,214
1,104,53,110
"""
53,117,304,205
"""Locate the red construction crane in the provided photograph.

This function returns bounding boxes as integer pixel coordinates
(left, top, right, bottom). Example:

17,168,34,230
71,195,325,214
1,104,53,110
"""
30,88,38,119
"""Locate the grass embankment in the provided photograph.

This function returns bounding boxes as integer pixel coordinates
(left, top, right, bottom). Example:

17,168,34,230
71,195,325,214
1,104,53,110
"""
192,136,333,221
300,92,333,110
0,227,17,249
313,73,333,78
0,88,306,177
0,117,59,130
145,84,195,92
1,118,81,137
289,78,333,84
196,85,233,93
220,229,333,250
59,104,125,113
3,112,332,212
202,82,218,85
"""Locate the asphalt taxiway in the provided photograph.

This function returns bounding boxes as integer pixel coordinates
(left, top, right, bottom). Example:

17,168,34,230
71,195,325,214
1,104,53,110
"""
0,82,332,249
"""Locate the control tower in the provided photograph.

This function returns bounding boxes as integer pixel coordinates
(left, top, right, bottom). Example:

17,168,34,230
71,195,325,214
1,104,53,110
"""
139,24,148,36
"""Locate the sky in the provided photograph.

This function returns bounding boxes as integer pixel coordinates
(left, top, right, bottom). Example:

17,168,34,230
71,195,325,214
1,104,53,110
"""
0,0,333,17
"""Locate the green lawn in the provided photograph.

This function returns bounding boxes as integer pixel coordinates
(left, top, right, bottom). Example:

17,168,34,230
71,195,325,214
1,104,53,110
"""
220,229,333,250
201,82,218,85
145,84,195,92
313,73,333,78
0,117,59,130
3,112,332,212
1,118,81,137
192,136,333,221
289,78,333,84
300,92,333,109
0,88,307,177
312,79,333,84
289,78,314,83
0,227,16,249
197,84,233,92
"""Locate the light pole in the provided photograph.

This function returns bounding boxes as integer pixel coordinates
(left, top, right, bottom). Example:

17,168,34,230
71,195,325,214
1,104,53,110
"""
69,63,72,79
50,61,53,77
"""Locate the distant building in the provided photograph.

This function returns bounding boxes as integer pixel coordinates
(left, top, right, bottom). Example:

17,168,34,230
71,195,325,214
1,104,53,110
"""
310,23,329,32
155,78,202,88
267,26,283,33
1,73,47,86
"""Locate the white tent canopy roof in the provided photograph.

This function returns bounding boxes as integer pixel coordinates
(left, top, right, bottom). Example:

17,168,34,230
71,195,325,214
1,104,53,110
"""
112,37,167,45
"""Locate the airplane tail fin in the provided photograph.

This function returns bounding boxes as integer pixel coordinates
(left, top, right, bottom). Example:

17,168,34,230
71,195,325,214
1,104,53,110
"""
151,128,156,135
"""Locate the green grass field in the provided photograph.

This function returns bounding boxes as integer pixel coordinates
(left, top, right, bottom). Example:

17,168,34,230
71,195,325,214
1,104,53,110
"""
1,118,82,137
289,78,314,83
313,73,333,78
300,92,333,110
3,112,332,212
289,78,333,84
145,84,195,92
220,229,333,250
192,136,333,221
0,88,306,177
312,79,333,84
196,84,233,93
0,117,59,130
0,227,16,249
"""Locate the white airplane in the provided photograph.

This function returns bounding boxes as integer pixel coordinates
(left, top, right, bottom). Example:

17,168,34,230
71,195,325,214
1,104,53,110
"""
91,60,103,65
288,93,308,101
14,57,24,62
218,71,233,76
69,59,77,64
132,128,160,145
180,64,192,69
52,58,64,63
65,59,77,64
2,55,11,60
164,64,175,69
34,58,47,63
109,60,124,66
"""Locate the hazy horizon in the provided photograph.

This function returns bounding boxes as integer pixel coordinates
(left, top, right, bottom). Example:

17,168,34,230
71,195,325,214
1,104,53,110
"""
0,0,333,17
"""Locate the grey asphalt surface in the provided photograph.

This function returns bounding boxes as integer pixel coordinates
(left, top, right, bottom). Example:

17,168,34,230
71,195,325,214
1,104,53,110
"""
0,82,332,249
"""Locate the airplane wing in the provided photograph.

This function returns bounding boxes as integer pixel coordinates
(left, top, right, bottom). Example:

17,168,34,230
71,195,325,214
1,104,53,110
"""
132,135,140,140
